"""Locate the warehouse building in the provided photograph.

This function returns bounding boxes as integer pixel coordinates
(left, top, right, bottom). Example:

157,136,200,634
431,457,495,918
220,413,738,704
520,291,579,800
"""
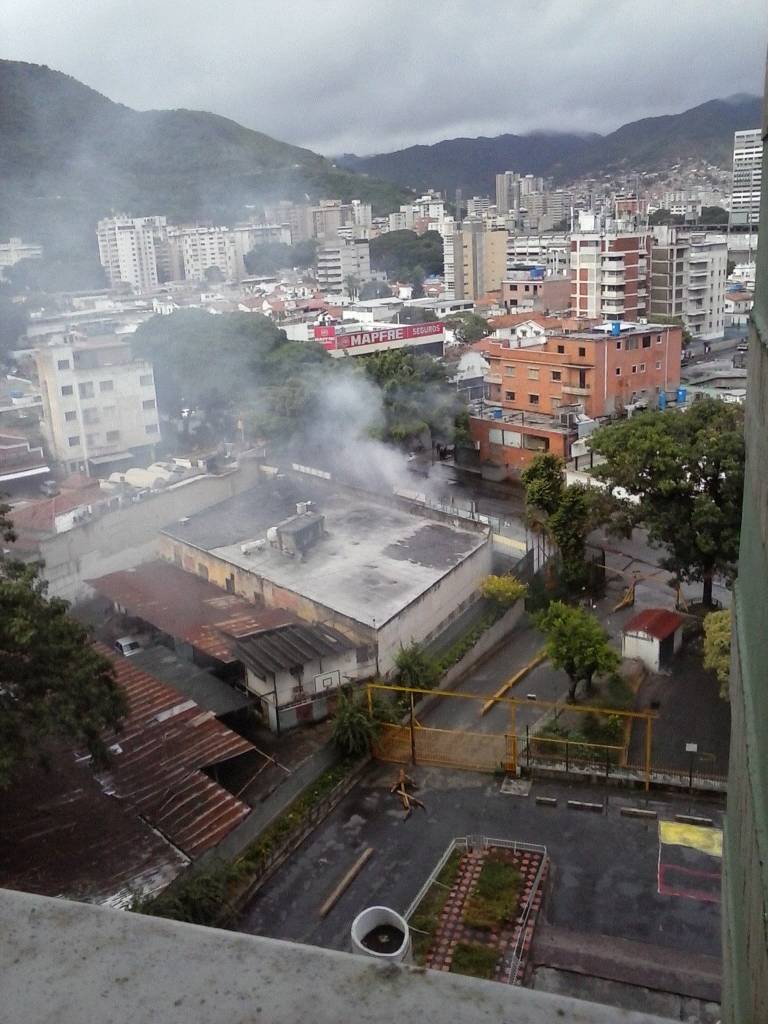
159,473,492,677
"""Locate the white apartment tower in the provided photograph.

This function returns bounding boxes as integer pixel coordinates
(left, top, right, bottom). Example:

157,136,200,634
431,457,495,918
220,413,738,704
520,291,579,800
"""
36,336,160,475
650,227,727,340
730,129,762,229
316,240,371,294
495,172,521,216
96,216,167,293
166,226,236,282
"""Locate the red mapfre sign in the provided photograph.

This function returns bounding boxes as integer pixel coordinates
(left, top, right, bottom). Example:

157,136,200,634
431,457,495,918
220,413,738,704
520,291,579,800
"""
313,322,443,350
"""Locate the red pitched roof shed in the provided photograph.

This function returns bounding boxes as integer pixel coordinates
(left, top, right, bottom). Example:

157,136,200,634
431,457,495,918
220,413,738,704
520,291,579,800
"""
622,608,684,641
95,645,254,857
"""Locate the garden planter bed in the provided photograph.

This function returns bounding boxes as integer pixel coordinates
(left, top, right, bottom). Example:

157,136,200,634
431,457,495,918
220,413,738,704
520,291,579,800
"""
406,838,548,985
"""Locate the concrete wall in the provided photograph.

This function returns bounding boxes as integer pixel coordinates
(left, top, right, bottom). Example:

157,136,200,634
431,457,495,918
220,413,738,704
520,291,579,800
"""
440,599,525,690
32,460,263,604
622,632,660,673
376,538,493,675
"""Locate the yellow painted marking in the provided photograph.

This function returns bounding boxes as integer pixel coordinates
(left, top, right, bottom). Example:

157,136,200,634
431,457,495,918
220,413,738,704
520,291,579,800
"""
481,649,547,715
659,821,723,858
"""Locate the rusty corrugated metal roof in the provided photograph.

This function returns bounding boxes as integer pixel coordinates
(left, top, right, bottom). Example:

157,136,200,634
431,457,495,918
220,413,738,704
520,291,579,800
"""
623,608,685,641
87,561,297,662
95,644,255,858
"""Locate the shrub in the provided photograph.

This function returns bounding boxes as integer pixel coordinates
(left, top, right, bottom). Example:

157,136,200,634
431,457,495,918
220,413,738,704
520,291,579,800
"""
451,942,499,979
480,575,527,609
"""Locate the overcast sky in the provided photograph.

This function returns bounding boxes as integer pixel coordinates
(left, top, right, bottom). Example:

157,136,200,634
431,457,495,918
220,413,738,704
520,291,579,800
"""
2,0,765,155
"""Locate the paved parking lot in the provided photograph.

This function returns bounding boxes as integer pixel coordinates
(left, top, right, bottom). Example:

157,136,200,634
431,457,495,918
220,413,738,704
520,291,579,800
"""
237,763,723,970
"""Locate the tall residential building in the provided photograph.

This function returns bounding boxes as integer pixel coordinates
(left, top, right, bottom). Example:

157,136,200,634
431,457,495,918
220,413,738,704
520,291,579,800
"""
722,107,768,1024
96,216,168,293
35,336,160,475
166,226,236,282
650,227,727,340
465,196,492,218
450,221,508,301
570,214,650,321
507,232,571,277
730,128,762,229
316,240,371,294
496,172,522,216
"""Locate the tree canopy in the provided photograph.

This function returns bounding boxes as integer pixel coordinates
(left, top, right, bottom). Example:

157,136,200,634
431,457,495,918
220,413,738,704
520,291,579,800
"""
703,608,731,699
0,506,126,786
369,230,443,282
443,312,491,344
243,239,317,276
131,309,330,441
649,209,685,226
590,399,745,606
535,601,620,701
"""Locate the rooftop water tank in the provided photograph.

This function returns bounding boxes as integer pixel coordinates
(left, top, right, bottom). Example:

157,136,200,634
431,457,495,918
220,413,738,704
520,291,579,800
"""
611,321,621,337
351,907,411,964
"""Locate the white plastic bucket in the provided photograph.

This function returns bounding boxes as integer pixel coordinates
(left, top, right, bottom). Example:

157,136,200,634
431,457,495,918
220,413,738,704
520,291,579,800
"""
350,906,411,963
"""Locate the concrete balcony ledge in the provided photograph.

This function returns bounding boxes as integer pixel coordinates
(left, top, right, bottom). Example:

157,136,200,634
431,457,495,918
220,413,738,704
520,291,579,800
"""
0,888,676,1024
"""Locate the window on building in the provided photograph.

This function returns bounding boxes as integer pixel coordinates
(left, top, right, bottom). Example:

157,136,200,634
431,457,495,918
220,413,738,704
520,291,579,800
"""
505,390,516,401
139,374,153,386
106,430,120,442
61,384,74,396
578,347,586,357
616,341,622,350
556,344,565,354
642,335,651,348
528,394,540,405
656,335,663,344
527,367,539,380
551,370,562,382
64,410,77,422
99,379,114,393
68,436,80,447
145,424,159,435
142,399,156,410
57,359,70,370
78,382,94,399
631,365,637,374
639,363,646,372
656,361,661,370
504,365,516,375
615,367,621,376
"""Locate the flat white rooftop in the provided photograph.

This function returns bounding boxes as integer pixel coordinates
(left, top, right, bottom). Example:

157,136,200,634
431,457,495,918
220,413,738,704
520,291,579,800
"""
163,482,489,627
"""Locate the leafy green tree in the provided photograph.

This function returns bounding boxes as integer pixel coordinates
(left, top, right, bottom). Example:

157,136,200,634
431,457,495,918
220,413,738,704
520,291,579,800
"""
3,256,106,294
649,209,685,226
344,274,360,299
0,504,126,786
590,399,744,607
398,306,436,325
395,642,441,690
548,485,594,591
727,259,736,278
699,206,728,226
0,290,29,364
290,239,318,269
132,309,328,440
331,688,379,757
444,312,490,344
410,265,425,299
480,575,527,608
359,280,393,300
703,609,731,699
243,242,292,276
203,265,225,284
652,313,692,348
535,601,620,701
369,230,443,280
521,453,564,520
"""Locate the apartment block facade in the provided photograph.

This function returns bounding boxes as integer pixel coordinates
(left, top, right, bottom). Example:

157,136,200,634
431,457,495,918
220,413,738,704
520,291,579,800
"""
316,240,371,294
650,227,727,340
570,218,650,321
167,226,236,282
450,221,507,301
470,321,682,476
36,337,160,475
730,128,762,229
97,216,168,293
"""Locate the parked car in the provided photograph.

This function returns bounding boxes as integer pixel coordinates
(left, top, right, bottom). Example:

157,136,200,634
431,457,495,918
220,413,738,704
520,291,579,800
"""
114,636,142,657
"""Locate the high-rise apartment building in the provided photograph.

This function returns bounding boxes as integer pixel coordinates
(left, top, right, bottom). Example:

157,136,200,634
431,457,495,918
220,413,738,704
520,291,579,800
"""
36,336,160,475
730,129,762,229
650,227,727,340
450,221,507,301
465,196,492,218
0,237,43,276
166,226,236,283
570,214,650,321
496,172,522,216
96,216,168,293
316,240,371,294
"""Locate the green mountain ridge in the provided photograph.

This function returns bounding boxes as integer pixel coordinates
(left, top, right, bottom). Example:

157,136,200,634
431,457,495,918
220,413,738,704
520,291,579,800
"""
339,95,762,195
0,60,410,260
